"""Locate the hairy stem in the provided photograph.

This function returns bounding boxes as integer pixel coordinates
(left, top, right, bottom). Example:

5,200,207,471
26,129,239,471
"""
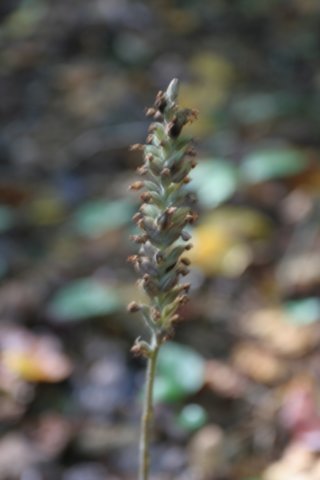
139,335,160,480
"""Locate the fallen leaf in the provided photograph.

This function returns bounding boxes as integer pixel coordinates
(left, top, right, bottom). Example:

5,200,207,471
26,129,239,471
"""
204,359,247,398
232,343,288,384
47,278,121,322
241,148,309,183
0,325,72,383
241,308,319,357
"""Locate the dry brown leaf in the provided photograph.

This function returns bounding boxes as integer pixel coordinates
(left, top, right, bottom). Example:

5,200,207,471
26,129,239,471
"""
204,359,247,398
241,308,319,357
232,343,288,384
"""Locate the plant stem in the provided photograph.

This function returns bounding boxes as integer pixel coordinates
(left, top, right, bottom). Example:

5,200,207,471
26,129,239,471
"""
139,335,160,480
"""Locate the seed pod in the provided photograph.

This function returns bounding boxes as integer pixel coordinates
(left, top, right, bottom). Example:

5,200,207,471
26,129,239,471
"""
127,301,141,313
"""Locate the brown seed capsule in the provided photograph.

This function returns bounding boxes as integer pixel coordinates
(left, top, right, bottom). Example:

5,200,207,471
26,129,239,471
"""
180,257,191,266
151,307,161,322
181,283,191,292
145,108,156,117
132,212,143,223
160,168,171,177
127,301,141,313
187,109,199,123
161,330,175,343
167,207,177,215
129,181,144,191
146,134,153,144
177,266,190,276
136,166,148,176
186,146,197,156
130,234,148,244
130,143,143,151
191,159,197,168
131,339,151,357
131,344,142,356
154,91,167,113
148,123,159,133
177,294,189,305
186,212,198,224
154,111,163,121
167,118,182,138
127,254,139,264
140,192,152,203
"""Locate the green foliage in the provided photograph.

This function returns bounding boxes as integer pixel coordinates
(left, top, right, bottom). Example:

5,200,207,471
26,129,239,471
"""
284,297,320,326
72,199,134,237
241,148,309,183
153,342,205,403
177,403,207,431
189,159,238,207
48,278,121,322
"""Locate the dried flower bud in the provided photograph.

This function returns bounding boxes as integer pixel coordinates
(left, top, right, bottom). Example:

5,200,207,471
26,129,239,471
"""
145,108,156,117
129,181,144,191
132,212,143,223
154,91,167,113
130,143,143,151
180,257,191,266
127,301,141,313
146,134,154,144
130,234,148,244
131,338,152,357
160,168,171,177
140,192,152,203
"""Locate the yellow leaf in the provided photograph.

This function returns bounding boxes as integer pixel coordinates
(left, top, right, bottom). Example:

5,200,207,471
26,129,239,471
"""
189,207,271,276
2,343,72,383
189,53,234,85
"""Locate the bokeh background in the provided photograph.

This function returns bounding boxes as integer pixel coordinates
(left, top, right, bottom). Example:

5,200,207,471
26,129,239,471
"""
1,1,320,479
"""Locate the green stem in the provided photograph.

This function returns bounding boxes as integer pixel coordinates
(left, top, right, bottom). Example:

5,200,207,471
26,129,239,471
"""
139,336,160,480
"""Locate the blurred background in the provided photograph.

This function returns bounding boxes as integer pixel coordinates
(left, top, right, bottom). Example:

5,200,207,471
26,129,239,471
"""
1,1,320,479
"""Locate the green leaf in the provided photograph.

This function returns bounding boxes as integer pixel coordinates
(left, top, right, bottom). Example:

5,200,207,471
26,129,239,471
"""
231,93,281,125
189,159,238,208
153,376,186,404
48,278,121,322
72,199,134,237
153,342,205,403
177,404,207,431
284,297,320,326
231,92,306,125
241,148,309,183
